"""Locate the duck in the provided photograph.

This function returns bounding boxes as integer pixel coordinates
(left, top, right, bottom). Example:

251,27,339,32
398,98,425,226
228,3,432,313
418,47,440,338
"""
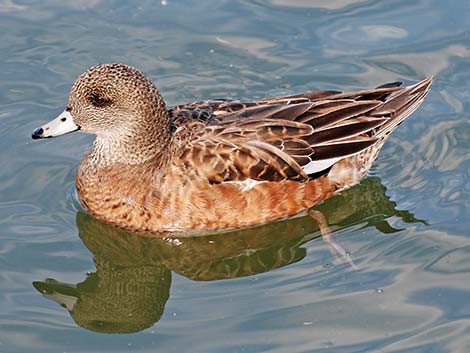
32,63,432,235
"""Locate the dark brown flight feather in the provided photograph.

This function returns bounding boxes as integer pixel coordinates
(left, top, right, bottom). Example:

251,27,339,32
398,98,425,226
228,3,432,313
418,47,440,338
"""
170,77,432,183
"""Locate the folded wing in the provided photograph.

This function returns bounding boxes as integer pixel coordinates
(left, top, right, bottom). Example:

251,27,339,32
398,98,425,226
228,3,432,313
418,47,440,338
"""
170,77,432,184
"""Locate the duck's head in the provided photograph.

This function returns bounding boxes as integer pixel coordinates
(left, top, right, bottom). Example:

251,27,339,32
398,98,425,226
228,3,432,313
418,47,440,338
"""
32,63,167,140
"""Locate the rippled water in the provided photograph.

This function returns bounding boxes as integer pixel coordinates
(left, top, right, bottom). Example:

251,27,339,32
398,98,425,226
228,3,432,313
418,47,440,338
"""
1,0,469,352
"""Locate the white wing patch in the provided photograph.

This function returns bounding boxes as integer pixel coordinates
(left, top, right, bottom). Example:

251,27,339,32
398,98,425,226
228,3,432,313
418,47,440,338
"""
301,157,343,175
230,179,264,191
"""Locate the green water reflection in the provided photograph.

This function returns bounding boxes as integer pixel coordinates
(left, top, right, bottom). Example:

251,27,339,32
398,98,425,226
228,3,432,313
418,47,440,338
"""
34,177,423,333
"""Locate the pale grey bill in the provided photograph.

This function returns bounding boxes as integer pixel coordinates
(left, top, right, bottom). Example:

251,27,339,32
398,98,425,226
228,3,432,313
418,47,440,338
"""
32,110,80,139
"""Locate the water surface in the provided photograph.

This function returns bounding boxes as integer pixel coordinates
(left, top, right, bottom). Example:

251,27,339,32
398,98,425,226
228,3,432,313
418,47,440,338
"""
0,0,469,352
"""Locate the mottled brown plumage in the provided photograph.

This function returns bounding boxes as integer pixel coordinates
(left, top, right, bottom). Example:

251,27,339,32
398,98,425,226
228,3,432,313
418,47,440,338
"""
33,64,432,233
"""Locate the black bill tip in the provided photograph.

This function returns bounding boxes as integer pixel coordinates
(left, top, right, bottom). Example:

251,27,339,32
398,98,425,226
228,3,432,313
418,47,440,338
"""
32,127,44,139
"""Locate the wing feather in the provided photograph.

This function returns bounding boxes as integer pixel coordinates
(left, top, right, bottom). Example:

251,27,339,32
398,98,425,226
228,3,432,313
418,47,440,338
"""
170,78,432,183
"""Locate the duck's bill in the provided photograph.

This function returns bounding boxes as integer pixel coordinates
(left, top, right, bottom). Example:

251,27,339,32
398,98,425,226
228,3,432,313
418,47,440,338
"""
32,280,78,311
32,110,80,139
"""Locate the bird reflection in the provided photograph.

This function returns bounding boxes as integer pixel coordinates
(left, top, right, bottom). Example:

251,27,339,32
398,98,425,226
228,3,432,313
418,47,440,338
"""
33,177,425,333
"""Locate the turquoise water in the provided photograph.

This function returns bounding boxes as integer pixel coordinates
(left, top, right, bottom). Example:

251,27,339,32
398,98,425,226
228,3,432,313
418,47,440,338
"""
1,0,469,352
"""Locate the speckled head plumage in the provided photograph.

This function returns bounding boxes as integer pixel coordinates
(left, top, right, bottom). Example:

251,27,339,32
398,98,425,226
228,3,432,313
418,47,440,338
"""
68,63,168,136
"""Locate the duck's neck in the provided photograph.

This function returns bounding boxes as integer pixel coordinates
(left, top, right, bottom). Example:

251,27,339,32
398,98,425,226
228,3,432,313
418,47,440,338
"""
86,112,171,168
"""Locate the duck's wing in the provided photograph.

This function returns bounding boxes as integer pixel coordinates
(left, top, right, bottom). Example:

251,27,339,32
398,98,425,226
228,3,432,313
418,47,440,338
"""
171,78,432,184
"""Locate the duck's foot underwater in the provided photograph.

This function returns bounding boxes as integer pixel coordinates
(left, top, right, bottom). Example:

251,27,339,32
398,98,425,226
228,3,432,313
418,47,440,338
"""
308,209,357,270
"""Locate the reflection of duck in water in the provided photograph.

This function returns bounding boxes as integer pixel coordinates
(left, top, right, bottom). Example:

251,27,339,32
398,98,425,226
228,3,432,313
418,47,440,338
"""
34,263,170,334
34,177,424,333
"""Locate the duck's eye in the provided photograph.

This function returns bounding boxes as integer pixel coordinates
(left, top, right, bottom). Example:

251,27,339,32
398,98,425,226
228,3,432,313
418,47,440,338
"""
90,94,112,107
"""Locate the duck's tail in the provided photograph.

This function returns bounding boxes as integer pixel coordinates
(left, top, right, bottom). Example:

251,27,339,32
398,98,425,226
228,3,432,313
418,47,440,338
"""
328,77,433,190
372,76,433,139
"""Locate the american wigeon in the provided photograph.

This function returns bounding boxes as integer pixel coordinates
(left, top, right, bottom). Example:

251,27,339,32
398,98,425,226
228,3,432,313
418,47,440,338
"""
32,64,432,234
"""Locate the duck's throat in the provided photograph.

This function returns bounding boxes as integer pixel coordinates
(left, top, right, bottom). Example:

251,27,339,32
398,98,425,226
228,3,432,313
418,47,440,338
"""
87,129,170,167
